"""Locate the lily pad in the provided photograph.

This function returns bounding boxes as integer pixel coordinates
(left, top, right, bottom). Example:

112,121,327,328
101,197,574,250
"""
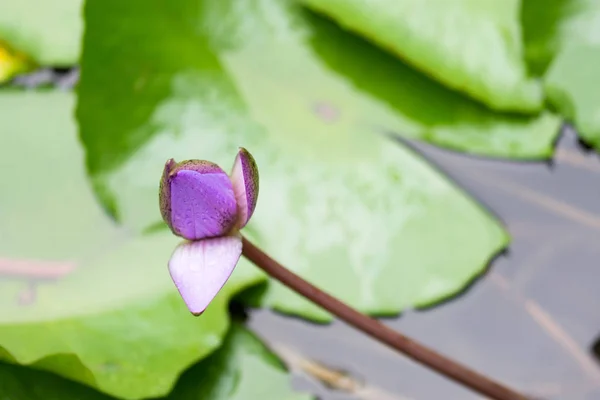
544,43,600,150
78,0,560,167
522,0,600,75
165,323,312,400
0,324,311,400
300,0,543,113
521,0,600,150
0,0,82,65
0,90,265,399
78,0,510,321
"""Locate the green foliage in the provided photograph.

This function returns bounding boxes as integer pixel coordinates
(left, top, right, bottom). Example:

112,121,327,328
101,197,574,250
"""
0,91,266,399
0,324,310,400
522,0,600,75
77,0,509,322
0,0,82,65
301,0,543,113
545,43,600,149
521,0,600,150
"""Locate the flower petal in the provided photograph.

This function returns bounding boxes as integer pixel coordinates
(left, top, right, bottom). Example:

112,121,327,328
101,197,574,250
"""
168,235,242,315
169,161,238,240
230,147,259,228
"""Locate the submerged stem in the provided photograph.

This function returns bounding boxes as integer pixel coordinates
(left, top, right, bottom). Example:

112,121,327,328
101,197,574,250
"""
241,236,530,400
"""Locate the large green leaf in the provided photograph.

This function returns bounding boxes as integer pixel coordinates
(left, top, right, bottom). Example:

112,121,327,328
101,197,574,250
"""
521,0,600,150
0,90,265,399
303,9,559,159
544,43,600,150
0,324,311,400
78,0,510,322
0,362,109,400
0,0,82,65
300,0,542,113
521,0,600,75
163,323,312,400
77,0,560,167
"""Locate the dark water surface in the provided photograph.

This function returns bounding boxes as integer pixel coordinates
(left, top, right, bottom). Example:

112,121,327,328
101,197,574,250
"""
248,126,600,400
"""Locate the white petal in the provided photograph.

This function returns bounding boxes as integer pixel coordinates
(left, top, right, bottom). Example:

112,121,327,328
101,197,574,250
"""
168,235,242,315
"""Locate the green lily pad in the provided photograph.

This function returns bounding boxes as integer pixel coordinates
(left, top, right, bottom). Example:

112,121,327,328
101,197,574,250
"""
522,0,600,150
522,0,600,75
0,0,82,65
0,362,110,400
78,0,510,322
0,324,311,400
300,0,543,113
545,43,600,150
79,0,559,167
164,323,312,400
0,90,265,399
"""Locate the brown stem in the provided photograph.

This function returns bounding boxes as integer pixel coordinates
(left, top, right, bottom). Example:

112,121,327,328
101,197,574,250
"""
241,236,530,400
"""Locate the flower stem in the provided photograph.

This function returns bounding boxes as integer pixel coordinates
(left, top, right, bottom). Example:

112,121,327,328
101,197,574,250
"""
241,236,530,400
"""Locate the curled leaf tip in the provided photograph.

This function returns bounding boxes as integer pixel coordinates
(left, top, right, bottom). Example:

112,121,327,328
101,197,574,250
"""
168,235,243,315
230,147,259,228
159,159,238,240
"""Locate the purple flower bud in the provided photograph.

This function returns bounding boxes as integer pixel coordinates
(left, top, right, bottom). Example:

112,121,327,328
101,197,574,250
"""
230,147,259,228
159,159,238,241
168,234,242,315
160,149,260,316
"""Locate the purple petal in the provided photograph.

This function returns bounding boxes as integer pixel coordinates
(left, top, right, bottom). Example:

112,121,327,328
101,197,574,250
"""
168,235,242,315
169,161,238,240
230,148,259,228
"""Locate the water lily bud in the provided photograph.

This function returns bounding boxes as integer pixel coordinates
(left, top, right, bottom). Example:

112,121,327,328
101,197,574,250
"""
159,159,238,240
229,147,259,228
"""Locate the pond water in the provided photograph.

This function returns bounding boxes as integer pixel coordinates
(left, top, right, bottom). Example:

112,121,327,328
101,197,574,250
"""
247,126,600,400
